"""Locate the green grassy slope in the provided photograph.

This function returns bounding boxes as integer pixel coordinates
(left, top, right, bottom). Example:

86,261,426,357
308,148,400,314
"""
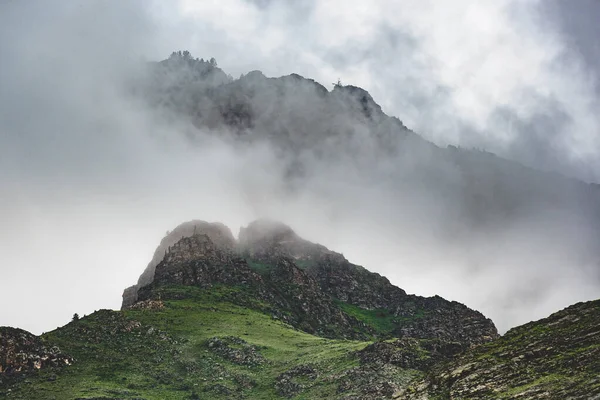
2,286,423,400
407,299,600,399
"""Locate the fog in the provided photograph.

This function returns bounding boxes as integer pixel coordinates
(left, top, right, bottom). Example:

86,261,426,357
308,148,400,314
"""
1,1,599,335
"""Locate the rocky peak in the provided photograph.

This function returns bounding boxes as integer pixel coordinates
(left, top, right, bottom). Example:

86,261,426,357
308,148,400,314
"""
122,221,235,308
136,233,262,302
161,233,230,266
238,219,345,266
124,219,498,346
138,220,235,287
239,219,298,247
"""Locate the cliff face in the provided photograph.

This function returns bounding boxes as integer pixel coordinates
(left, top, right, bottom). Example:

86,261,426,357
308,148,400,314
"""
122,220,235,307
124,219,498,346
237,219,498,346
136,233,263,299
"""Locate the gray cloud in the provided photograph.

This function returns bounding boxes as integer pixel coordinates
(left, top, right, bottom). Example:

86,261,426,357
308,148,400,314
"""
1,0,600,335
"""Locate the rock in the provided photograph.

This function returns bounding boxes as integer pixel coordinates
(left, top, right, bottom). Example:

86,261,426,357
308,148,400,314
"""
206,336,266,367
136,233,263,301
125,299,165,311
125,219,498,346
236,220,499,346
0,327,73,376
358,338,464,371
122,221,236,308
405,299,600,399
275,365,318,397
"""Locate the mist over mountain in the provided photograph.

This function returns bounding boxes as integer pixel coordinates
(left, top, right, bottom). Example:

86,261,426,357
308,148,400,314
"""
2,1,600,337
118,51,600,333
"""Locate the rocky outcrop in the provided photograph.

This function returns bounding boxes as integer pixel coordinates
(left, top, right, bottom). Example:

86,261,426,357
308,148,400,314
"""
358,338,464,371
206,336,266,367
237,219,498,346
275,365,318,397
403,299,600,399
122,221,235,307
265,257,362,338
0,327,72,375
121,285,138,309
136,233,262,302
125,219,498,346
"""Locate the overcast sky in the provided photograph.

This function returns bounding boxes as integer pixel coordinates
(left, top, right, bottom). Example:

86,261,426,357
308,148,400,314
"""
1,0,600,334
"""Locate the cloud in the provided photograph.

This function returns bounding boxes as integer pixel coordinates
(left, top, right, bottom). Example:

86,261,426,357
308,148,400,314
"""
170,0,600,180
1,0,600,335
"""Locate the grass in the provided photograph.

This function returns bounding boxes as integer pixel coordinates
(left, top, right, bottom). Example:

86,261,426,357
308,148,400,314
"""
335,301,398,336
334,300,427,338
246,260,275,276
3,285,403,400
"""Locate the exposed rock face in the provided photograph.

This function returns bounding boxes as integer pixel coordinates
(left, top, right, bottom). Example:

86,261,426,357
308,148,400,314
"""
134,231,362,338
403,299,600,399
264,257,361,337
358,338,464,371
121,285,138,309
237,219,498,346
125,219,498,346
239,219,331,262
275,365,318,397
122,220,235,307
137,233,262,301
0,327,72,375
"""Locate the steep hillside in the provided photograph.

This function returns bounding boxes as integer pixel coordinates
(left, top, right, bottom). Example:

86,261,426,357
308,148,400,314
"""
404,299,600,399
1,285,474,400
128,220,498,345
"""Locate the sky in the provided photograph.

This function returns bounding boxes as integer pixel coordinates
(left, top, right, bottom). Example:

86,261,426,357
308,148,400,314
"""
1,0,600,334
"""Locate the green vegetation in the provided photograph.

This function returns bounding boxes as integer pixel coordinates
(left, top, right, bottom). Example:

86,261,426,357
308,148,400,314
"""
335,301,397,336
335,300,427,338
246,260,275,276
4,285,416,400
419,299,600,399
294,259,316,269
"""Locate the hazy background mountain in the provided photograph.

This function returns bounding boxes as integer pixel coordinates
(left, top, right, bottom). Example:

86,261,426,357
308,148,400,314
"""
1,0,599,335
128,54,600,333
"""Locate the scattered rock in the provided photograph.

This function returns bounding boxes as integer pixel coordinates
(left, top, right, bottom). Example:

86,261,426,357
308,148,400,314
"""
275,364,318,397
206,336,266,367
0,327,73,376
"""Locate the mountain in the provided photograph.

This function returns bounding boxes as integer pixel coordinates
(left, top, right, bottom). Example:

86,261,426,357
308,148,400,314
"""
405,298,600,399
3,53,600,398
129,220,497,344
131,52,600,326
1,220,598,399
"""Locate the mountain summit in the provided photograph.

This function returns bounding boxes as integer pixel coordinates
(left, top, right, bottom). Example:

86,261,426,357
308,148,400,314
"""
125,219,498,345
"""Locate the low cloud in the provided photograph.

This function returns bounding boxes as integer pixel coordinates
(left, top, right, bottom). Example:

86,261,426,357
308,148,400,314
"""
1,0,599,334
